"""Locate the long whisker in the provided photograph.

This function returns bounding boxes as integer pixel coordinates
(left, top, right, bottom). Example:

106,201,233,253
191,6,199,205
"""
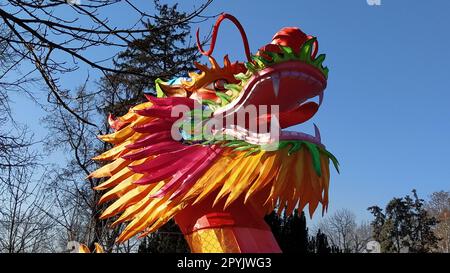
196,13,252,62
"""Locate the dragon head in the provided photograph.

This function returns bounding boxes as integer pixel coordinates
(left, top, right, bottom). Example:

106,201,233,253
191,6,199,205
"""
155,14,328,147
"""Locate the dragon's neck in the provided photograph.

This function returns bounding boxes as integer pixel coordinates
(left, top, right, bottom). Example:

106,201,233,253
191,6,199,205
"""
175,190,281,253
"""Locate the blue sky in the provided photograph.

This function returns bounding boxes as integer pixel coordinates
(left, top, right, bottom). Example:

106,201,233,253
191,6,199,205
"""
10,0,450,225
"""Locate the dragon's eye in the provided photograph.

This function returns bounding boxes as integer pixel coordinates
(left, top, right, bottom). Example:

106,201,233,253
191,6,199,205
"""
214,79,228,91
205,79,228,91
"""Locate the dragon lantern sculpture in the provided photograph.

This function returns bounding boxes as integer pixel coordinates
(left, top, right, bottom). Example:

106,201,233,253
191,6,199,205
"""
90,13,338,253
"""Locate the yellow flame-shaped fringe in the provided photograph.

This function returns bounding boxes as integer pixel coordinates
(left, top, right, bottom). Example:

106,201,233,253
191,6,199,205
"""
91,94,330,244
77,242,104,253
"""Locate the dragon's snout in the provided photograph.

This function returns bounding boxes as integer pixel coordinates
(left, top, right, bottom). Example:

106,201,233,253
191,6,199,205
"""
258,27,311,56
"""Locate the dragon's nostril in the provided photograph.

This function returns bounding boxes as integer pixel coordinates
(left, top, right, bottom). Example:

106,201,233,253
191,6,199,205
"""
256,27,313,61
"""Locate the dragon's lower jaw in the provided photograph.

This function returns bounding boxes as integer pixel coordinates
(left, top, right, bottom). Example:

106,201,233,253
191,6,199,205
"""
217,123,322,146
281,125,322,144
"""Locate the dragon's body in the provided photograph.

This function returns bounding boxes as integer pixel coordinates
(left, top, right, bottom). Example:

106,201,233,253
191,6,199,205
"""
90,14,338,253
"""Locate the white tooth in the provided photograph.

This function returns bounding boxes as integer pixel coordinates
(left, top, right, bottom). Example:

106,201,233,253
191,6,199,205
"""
272,73,280,97
314,123,321,142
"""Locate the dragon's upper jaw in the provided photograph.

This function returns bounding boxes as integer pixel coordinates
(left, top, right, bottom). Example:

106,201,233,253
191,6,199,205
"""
212,60,327,145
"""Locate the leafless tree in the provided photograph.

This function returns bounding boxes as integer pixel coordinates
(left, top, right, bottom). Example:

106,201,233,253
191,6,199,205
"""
316,209,373,253
0,0,215,252
0,161,57,253
426,191,450,253
352,221,373,253
0,26,37,173
41,80,120,252
0,0,214,126
0,24,56,253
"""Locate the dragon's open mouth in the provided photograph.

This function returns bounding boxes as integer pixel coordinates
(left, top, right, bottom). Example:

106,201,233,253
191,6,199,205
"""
212,60,327,146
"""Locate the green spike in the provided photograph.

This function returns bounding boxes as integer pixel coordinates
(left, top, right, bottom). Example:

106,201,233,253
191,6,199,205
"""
234,72,249,81
223,140,245,147
233,145,254,152
272,53,284,63
154,78,168,98
280,46,293,54
212,140,225,147
320,148,340,174
202,99,218,106
223,83,242,92
215,92,231,106
322,67,329,79
313,54,326,67
226,142,247,148
263,51,278,63
280,46,295,59
288,141,303,156
235,71,254,84
252,55,269,68
277,141,290,150
244,148,261,157
245,62,258,73
304,142,322,177
300,38,315,62
201,138,217,145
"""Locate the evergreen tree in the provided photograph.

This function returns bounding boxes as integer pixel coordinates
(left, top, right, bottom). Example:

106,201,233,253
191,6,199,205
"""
409,190,440,252
368,189,439,253
265,209,338,253
367,205,385,243
137,219,189,253
282,209,309,253
264,211,283,245
308,229,341,253
99,0,199,117
265,209,309,253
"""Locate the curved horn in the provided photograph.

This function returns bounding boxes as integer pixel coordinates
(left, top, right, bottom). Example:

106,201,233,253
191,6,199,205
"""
196,13,252,62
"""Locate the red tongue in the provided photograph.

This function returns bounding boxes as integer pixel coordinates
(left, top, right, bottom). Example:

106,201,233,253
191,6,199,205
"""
254,101,319,129
278,102,318,128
